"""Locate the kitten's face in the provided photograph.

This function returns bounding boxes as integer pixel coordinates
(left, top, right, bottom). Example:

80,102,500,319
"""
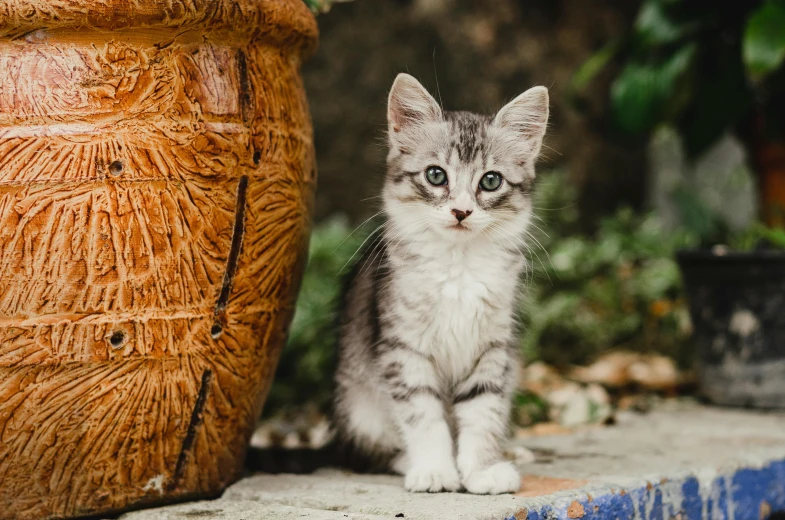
383,74,548,244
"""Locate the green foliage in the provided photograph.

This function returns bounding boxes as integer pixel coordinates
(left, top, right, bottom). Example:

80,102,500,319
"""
668,182,785,250
523,171,696,367
610,44,695,135
573,0,785,156
729,222,785,251
570,41,620,95
744,1,785,81
526,171,785,368
633,0,695,46
302,0,353,14
513,390,549,427
669,187,730,248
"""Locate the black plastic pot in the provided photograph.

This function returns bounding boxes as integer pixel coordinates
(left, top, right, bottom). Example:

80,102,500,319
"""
677,249,785,409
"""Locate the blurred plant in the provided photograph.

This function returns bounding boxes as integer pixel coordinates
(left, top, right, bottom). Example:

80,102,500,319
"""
513,391,550,427
732,223,785,250
303,0,355,14
669,180,785,249
522,171,697,368
571,0,785,157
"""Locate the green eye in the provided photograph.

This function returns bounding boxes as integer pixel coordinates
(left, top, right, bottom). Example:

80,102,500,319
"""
425,166,447,186
480,171,503,191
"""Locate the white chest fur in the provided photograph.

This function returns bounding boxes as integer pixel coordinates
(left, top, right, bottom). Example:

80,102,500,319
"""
388,239,522,383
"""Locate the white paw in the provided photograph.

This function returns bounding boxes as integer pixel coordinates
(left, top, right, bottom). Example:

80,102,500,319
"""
404,462,461,493
462,462,521,495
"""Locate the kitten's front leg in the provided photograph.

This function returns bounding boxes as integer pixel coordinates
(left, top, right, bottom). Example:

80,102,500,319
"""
380,345,460,493
453,343,521,495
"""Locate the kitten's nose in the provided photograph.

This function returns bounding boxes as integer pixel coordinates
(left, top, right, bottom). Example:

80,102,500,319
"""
451,209,472,222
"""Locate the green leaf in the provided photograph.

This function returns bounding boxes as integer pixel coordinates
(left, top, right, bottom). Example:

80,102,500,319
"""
634,258,681,300
634,0,688,46
303,0,321,12
569,40,620,95
728,223,785,251
611,64,663,133
611,44,696,135
758,224,785,248
302,0,353,14
744,1,785,81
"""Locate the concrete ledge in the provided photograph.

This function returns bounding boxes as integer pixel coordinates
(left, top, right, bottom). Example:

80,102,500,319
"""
121,401,785,519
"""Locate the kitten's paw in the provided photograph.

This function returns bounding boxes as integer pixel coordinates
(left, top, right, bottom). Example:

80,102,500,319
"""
462,462,521,495
404,462,461,493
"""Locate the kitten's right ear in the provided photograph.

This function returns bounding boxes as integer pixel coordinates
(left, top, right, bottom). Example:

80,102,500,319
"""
387,73,442,138
494,86,549,159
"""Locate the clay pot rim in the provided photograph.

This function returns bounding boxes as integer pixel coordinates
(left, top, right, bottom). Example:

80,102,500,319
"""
0,0,318,55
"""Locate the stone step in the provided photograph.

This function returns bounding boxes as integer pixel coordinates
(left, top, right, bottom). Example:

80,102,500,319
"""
119,401,785,520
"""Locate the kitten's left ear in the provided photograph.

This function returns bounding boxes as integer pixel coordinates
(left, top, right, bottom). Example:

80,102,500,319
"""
387,73,442,135
494,86,549,158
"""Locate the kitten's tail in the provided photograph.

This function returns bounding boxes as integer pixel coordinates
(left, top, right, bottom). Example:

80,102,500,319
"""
245,438,393,475
245,442,338,474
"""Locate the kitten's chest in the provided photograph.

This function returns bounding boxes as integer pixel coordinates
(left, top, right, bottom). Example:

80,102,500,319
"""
391,244,520,376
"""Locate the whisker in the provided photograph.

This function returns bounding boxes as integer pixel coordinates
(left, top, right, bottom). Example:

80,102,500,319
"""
361,216,432,276
338,223,387,275
526,220,551,239
485,223,536,285
360,230,393,276
523,229,552,261
489,222,551,284
482,226,533,287
530,203,578,212
332,210,385,255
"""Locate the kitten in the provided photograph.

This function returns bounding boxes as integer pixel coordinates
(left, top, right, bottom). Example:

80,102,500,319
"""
332,74,548,494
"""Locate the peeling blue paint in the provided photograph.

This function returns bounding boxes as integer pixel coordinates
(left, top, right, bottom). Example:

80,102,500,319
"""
505,458,785,520
681,477,704,519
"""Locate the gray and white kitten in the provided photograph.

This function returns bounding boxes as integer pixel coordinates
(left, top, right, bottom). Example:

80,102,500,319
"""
332,74,548,495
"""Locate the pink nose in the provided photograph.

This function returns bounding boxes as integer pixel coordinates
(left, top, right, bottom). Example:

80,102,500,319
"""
451,209,472,222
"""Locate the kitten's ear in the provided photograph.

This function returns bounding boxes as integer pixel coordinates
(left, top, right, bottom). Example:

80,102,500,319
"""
494,86,549,158
387,73,442,136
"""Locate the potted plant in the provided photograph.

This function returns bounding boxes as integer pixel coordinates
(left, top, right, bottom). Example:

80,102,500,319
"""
571,0,785,408
0,1,317,518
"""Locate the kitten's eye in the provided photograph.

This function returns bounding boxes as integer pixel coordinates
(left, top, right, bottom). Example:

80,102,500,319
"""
480,171,503,191
425,166,447,186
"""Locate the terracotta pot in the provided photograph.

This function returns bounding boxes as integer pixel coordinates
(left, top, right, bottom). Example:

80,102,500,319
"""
0,1,317,518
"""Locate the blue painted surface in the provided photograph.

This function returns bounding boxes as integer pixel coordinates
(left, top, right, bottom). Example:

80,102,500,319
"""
503,458,785,520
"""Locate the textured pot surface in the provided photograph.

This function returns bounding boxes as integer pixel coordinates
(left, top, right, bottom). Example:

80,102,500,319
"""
0,1,317,518
677,251,785,409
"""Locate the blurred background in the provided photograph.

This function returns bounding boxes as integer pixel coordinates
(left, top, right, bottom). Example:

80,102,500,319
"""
257,0,785,439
